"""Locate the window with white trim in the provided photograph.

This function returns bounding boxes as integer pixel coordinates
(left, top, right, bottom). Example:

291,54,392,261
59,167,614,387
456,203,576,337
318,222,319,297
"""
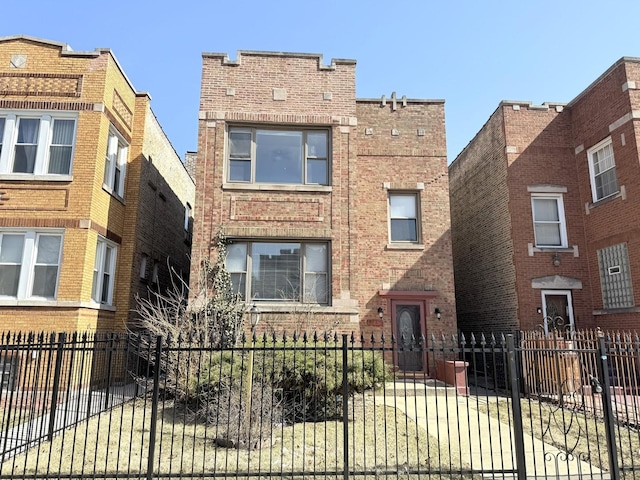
226,241,329,304
92,237,117,305
389,193,420,242
0,112,77,176
0,230,63,299
184,203,192,231
587,137,618,202
597,243,634,309
103,127,128,197
531,194,567,247
227,127,329,185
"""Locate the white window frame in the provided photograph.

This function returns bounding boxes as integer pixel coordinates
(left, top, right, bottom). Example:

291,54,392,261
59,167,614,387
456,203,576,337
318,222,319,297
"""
103,126,128,198
531,194,568,248
226,241,330,305
0,229,64,300
92,237,117,305
0,111,77,179
184,203,192,231
587,137,618,202
388,192,420,243
226,126,330,186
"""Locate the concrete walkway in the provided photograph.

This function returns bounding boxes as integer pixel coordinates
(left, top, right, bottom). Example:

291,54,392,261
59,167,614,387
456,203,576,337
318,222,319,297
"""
377,382,608,479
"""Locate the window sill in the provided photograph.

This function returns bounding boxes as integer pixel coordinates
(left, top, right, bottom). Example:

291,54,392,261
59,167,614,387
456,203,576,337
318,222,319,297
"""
587,187,625,212
385,243,425,251
593,306,640,315
0,174,73,182
249,303,358,315
102,185,126,205
222,183,332,193
528,244,579,257
0,299,116,311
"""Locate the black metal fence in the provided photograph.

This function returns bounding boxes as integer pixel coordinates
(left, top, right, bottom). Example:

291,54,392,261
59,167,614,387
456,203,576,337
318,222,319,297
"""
0,330,638,479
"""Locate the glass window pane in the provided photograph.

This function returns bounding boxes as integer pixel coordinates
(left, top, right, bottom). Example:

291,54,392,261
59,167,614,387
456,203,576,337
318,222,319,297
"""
36,235,61,264
533,198,559,221
535,224,561,246
390,195,417,218
251,242,300,300
226,243,247,271
596,168,618,199
32,265,58,297
101,273,110,302
51,120,74,145
13,145,37,173
0,235,25,263
391,219,418,242
304,273,327,304
307,159,328,185
17,119,39,143
230,131,251,158
48,146,72,174
306,244,327,272
0,117,4,155
307,132,327,158
230,272,246,299
0,266,21,296
255,130,302,184
229,159,251,182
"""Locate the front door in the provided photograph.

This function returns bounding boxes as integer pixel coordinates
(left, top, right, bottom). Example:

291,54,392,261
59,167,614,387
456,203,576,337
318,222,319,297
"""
395,304,423,371
541,290,575,333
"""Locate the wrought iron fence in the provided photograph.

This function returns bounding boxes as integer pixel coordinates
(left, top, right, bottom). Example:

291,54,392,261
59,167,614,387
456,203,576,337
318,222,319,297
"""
0,329,638,479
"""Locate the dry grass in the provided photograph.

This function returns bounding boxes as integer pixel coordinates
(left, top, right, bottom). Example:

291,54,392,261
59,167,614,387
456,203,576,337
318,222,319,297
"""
3,395,460,477
479,396,640,472
0,407,31,430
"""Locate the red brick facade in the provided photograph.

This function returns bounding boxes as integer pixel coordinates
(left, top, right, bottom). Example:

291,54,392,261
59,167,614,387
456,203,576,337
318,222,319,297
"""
450,57,640,335
192,51,456,371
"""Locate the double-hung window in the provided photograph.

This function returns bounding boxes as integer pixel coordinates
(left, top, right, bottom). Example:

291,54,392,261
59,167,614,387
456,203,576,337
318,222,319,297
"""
587,137,618,202
531,194,567,247
0,230,63,299
228,127,329,185
92,237,117,305
0,112,77,177
103,127,128,198
389,193,420,242
226,241,329,304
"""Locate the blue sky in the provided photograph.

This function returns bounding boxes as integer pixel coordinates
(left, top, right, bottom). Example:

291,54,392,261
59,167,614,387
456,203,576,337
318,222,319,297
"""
4,0,640,161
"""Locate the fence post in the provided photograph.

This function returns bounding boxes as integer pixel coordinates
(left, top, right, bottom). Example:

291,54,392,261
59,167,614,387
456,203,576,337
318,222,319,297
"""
342,334,349,480
103,333,115,409
146,335,163,480
506,334,527,480
47,332,66,441
597,336,620,480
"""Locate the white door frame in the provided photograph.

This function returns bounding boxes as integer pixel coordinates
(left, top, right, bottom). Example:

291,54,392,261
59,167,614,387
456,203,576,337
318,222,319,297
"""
541,289,575,334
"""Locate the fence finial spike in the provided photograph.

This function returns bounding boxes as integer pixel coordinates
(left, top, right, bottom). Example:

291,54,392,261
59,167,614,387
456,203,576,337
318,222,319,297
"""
490,333,497,346
292,331,298,343
480,332,486,346
460,331,466,346
470,332,476,346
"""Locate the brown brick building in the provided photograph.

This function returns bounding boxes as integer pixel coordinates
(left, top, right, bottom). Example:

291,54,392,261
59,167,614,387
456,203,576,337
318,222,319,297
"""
450,57,640,335
192,50,456,372
0,35,194,335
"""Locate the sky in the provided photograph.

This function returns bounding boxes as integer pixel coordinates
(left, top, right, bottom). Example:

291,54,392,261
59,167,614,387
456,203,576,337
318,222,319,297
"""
3,0,640,162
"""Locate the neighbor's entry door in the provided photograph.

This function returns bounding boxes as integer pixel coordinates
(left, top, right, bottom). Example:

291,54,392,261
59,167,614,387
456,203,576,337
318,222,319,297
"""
394,303,423,371
541,290,575,333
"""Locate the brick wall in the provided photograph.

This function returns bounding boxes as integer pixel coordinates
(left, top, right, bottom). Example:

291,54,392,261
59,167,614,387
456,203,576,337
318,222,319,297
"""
449,108,519,335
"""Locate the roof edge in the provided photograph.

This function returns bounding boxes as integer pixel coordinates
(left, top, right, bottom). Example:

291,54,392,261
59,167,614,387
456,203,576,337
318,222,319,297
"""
202,50,356,69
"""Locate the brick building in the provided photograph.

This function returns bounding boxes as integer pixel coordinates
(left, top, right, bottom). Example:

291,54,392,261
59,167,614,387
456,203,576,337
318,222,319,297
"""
449,57,640,335
192,50,456,372
0,35,194,334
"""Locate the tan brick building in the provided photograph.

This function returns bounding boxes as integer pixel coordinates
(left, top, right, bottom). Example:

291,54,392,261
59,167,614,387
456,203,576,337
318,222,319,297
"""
0,36,194,334
450,57,640,335
192,50,456,372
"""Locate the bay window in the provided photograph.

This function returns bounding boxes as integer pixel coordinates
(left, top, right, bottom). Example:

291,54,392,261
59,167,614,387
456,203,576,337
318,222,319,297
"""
226,241,329,304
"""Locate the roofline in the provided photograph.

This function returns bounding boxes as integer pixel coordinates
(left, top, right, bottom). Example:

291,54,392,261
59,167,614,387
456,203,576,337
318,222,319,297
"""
0,34,140,95
566,56,640,108
202,50,356,69
357,97,444,104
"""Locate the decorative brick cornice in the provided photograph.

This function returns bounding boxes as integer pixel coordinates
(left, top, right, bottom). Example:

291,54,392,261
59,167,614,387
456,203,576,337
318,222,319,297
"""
0,72,82,97
200,110,357,127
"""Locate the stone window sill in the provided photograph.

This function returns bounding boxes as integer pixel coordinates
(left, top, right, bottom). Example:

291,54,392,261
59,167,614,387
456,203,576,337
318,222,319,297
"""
385,243,425,251
0,299,116,311
222,183,332,193
593,306,640,315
